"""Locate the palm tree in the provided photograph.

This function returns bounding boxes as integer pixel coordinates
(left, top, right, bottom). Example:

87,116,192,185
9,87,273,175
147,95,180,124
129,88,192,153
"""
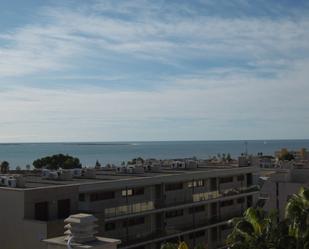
226,208,286,249
0,161,9,174
285,187,309,249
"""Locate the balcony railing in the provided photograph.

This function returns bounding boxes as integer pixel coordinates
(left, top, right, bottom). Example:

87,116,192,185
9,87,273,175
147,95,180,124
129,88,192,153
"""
105,201,154,218
104,185,259,219
119,212,241,248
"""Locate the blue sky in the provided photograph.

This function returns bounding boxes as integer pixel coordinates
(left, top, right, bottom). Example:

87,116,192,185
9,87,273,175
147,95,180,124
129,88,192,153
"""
0,0,309,142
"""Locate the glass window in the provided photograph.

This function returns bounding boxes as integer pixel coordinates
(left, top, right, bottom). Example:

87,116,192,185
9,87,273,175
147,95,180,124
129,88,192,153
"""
105,222,115,231
165,182,183,191
90,191,114,202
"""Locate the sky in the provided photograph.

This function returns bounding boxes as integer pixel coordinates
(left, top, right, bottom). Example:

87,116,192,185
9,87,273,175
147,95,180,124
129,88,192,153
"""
0,0,309,142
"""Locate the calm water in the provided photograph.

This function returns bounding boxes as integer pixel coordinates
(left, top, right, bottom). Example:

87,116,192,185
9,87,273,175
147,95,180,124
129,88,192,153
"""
0,140,309,169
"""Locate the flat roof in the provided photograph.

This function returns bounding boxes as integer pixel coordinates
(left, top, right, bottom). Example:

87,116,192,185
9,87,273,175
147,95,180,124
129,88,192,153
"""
0,165,254,190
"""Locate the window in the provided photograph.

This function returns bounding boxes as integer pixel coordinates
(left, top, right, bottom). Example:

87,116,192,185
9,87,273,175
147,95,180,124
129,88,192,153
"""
133,187,144,195
237,175,244,181
210,178,217,191
189,230,205,239
188,180,204,188
79,193,85,202
90,191,114,202
237,197,245,204
58,199,71,219
105,222,116,231
246,173,253,187
127,189,133,196
165,209,184,218
165,182,183,191
35,202,49,221
220,200,234,207
123,217,145,227
122,187,144,197
219,177,233,184
247,195,253,208
221,224,230,230
189,205,205,214
211,227,217,241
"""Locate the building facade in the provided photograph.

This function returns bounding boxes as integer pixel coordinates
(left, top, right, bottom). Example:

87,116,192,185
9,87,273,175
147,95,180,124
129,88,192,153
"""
0,165,258,249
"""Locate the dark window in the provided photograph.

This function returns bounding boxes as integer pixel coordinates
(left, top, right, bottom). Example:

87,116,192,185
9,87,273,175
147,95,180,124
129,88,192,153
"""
90,191,114,202
219,176,233,184
123,217,145,227
247,195,253,208
246,173,253,187
211,227,217,241
237,197,245,204
237,175,244,181
210,178,217,191
165,209,184,218
165,182,183,191
189,205,205,214
58,199,71,219
133,187,144,195
105,222,116,231
211,202,217,216
79,193,85,202
221,224,230,230
189,230,205,239
35,202,49,221
220,200,234,207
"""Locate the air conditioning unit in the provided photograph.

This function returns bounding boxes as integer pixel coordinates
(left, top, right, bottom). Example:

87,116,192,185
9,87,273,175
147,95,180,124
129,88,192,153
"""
127,166,134,174
0,176,8,186
48,171,59,180
42,169,51,179
8,179,17,188
72,168,82,177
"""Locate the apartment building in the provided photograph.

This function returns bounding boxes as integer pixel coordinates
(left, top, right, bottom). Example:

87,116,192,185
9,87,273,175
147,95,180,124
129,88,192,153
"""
259,165,309,219
0,165,258,249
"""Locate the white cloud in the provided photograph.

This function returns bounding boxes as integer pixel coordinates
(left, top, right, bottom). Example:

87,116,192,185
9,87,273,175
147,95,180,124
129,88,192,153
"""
0,0,309,141
0,1,309,77
0,59,308,142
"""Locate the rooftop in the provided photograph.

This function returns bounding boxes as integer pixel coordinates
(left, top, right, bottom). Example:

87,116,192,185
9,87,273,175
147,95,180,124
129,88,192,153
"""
0,165,253,190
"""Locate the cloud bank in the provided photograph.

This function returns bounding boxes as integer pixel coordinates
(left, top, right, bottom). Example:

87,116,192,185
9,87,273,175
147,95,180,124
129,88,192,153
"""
0,0,308,142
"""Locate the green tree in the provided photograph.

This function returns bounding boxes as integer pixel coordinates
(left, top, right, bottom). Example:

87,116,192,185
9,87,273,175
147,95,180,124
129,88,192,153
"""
33,154,81,170
0,161,10,173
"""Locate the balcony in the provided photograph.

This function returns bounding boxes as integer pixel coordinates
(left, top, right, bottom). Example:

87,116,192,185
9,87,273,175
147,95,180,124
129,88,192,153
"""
119,212,241,249
105,185,259,220
104,201,154,218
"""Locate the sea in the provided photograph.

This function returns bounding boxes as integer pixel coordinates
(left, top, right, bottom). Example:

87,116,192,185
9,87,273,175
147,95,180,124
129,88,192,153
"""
0,140,309,169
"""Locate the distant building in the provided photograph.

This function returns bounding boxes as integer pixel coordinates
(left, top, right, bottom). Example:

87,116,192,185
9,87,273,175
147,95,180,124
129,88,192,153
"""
259,165,309,219
275,148,309,161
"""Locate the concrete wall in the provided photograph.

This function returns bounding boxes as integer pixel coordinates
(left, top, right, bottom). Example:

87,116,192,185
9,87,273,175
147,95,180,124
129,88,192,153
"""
0,188,47,249
24,185,79,220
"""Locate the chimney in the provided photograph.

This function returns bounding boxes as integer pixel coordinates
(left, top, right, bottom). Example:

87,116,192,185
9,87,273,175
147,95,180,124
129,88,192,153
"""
43,213,121,249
